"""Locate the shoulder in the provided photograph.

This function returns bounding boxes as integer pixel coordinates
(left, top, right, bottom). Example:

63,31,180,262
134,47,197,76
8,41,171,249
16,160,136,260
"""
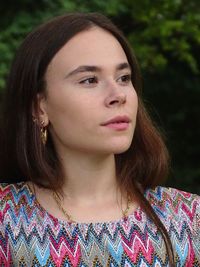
145,186,199,205
0,182,33,214
0,182,29,199
144,186,200,227
144,187,200,263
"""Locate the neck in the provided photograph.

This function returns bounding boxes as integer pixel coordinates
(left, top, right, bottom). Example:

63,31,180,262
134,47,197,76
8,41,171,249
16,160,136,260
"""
59,150,119,204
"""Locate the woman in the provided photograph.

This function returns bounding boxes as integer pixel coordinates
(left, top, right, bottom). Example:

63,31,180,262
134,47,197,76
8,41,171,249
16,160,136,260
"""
0,12,199,266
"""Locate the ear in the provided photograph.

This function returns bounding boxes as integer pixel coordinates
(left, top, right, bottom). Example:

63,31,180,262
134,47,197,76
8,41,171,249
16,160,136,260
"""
32,93,49,126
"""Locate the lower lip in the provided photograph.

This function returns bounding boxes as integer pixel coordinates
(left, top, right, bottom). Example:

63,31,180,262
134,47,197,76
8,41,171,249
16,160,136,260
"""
103,122,129,130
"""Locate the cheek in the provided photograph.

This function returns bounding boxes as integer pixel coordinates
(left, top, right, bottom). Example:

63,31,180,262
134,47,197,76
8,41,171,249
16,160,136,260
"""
129,90,138,113
46,93,96,130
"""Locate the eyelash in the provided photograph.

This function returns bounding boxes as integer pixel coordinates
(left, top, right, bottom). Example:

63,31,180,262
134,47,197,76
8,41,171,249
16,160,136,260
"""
117,74,131,84
79,74,131,85
79,76,98,85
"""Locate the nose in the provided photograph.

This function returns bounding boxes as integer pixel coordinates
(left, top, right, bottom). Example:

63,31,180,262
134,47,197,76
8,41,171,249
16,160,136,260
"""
104,84,126,108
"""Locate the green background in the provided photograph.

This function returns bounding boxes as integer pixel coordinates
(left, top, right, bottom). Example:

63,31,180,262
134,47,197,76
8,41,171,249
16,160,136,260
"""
0,0,199,194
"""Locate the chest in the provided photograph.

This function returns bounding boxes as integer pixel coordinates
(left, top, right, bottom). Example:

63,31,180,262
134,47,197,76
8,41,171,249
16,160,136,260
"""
5,217,170,266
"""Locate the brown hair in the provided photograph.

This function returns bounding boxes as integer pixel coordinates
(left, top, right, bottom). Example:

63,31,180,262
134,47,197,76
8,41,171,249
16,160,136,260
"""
0,13,174,265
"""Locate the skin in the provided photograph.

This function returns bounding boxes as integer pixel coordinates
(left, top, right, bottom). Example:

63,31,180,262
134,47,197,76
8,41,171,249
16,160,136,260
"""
35,26,138,223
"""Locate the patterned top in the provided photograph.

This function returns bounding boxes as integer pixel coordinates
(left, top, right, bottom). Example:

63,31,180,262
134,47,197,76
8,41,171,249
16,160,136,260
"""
0,182,199,266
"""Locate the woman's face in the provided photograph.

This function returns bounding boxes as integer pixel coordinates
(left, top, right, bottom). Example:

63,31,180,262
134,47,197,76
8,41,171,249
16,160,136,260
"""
40,27,138,156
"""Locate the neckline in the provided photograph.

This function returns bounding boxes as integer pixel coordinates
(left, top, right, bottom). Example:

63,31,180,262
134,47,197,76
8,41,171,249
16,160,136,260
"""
24,181,142,227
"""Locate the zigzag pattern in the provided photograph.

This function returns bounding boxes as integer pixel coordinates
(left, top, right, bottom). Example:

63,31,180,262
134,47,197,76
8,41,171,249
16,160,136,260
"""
0,183,199,266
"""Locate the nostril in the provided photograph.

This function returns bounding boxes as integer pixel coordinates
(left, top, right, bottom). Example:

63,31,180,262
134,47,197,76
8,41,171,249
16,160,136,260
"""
109,100,118,105
105,93,127,107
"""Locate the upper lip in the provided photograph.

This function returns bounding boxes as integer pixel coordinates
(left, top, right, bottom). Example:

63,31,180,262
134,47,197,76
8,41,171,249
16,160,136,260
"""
101,115,131,126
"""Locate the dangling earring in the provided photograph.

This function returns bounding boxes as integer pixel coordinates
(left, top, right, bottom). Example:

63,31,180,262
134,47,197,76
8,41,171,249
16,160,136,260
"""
40,120,48,145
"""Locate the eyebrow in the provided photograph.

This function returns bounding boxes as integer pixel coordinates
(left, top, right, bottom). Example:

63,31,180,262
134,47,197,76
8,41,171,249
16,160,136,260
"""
65,62,131,79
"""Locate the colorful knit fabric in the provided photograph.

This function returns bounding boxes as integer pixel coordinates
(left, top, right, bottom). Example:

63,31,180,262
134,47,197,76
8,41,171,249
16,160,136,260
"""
0,182,199,266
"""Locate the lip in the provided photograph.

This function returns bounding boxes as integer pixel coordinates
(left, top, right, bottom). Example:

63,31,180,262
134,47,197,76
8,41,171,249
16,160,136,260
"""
101,115,131,125
101,115,131,130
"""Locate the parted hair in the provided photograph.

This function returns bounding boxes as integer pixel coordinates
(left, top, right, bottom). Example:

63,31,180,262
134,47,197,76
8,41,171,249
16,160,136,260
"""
0,13,174,265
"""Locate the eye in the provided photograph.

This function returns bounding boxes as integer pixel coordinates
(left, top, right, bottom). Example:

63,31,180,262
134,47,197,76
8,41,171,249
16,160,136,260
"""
117,74,131,85
79,76,98,85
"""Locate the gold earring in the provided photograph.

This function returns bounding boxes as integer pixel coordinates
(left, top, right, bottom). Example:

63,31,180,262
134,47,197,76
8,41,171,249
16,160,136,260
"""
40,120,48,145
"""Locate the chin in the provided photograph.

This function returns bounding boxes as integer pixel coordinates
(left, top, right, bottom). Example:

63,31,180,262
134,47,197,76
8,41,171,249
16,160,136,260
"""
109,142,132,155
113,147,131,155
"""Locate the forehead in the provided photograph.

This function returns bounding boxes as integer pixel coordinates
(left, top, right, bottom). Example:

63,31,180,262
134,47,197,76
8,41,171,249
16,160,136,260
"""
47,27,128,72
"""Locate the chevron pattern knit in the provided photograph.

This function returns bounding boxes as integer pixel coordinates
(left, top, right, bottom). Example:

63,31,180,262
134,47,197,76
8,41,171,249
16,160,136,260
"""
0,183,199,266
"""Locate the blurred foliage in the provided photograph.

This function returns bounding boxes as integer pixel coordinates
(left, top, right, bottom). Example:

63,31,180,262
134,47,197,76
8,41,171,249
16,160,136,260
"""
0,0,199,194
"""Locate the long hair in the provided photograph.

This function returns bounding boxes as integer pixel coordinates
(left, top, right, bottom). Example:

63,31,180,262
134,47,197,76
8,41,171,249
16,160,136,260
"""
0,13,174,265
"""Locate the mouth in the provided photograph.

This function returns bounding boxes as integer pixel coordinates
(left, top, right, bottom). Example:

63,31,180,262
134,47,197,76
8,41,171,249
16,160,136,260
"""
101,115,131,125
101,116,131,130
